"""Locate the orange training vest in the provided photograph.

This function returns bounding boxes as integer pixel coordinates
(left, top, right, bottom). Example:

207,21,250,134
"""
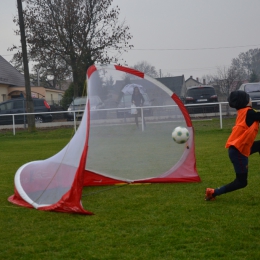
225,107,259,157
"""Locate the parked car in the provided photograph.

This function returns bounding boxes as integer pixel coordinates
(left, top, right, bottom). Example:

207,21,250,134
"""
238,82,260,109
0,98,52,125
116,93,153,118
184,85,219,114
90,95,107,119
67,97,87,121
67,96,106,121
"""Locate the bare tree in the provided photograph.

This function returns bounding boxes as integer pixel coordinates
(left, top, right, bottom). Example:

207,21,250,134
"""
33,56,71,89
213,66,244,114
10,0,133,98
215,66,243,97
249,71,259,83
161,72,174,77
132,61,159,78
231,48,260,80
10,53,71,89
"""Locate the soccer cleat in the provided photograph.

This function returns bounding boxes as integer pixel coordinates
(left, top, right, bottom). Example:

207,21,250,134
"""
205,188,216,201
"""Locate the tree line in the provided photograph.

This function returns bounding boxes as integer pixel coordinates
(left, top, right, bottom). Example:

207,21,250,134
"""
200,48,260,100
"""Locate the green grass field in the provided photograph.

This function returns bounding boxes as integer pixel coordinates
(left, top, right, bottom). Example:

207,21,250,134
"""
1,118,260,260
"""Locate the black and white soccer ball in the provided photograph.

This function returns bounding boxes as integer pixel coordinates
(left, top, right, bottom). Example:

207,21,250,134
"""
172,126,189,144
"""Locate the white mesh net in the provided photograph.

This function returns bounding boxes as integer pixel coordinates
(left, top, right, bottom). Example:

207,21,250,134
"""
86,65,191,182
15,104,88,207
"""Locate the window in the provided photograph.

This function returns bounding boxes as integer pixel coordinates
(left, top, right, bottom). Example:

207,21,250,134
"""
13,100,24,109
33,99,43,106
1,94,6,102
0,103,6,111
73,97,87,106
244,83,260,93
6,101,13,110
187,87,215,98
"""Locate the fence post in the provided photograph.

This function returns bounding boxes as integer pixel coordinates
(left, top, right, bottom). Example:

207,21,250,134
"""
12,115,16,135
141,107,145,131
219,103,223,129
73,112,77,132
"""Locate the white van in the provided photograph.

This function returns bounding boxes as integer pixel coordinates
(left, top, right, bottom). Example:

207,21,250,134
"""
238,82,260,109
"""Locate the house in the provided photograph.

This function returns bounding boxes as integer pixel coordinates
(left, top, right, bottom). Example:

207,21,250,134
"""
185,75,203,88
0,55,64,105
156,75,186,97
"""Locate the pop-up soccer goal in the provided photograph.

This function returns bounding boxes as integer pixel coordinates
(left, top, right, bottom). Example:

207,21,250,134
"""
8,65,200,215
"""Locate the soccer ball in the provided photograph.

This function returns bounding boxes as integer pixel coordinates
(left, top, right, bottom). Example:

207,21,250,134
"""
172,126,189,144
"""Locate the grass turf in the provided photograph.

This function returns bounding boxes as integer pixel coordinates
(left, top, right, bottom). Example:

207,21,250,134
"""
1,118,260,259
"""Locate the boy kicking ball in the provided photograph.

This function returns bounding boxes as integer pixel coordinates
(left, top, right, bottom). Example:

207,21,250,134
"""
205,90,260,201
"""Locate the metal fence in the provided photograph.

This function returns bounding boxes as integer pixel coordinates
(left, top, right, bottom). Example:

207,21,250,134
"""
0,102,241,135
0,101,240,135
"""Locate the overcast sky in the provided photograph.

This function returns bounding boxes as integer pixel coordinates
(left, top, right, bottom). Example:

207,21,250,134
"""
1,0,260,81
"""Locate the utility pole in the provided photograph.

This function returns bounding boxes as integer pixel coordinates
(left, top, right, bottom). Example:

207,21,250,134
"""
17,0,35,131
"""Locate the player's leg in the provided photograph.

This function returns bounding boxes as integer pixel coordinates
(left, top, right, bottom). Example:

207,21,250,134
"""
205,146,248,200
